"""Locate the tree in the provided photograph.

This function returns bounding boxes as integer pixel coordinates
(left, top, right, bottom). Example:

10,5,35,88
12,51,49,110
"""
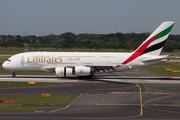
62,43,71,48
59,32,76,40
163,45,173,52
40,39,51,44
95,46,100,50
16,35,21,38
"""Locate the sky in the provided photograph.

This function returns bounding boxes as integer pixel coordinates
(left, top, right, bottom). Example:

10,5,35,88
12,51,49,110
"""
0,0,180,36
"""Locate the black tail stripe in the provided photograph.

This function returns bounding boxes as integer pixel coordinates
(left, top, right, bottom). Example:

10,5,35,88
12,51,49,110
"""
141,40,166,55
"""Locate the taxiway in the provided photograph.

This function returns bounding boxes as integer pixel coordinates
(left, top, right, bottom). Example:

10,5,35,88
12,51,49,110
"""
0,69,180,120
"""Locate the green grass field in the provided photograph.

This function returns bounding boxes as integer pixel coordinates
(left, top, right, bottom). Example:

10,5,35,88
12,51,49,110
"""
140,62,180,77
0,94,79,111
0,47,128,55
0,47,180,55
0,81,59,87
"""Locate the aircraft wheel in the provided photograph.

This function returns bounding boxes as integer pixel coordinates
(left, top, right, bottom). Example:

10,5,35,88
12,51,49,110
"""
88,75,96,79
12,74,16,78
12,72,16,78
78,76,83,79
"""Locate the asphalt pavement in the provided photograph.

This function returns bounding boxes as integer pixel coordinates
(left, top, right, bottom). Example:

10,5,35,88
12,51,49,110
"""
0,69,180,120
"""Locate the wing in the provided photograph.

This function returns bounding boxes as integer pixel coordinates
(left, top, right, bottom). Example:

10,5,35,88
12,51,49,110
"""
41,66,56,72
41,64,117,74
90,65,116,73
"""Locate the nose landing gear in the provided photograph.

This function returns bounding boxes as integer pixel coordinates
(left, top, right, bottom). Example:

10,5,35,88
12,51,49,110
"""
12,72,16,78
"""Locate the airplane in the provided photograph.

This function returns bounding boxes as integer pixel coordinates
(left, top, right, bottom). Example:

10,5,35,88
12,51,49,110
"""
2,21,175,78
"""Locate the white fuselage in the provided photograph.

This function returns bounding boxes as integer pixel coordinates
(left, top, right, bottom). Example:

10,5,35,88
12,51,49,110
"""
3,52,130,71
2,51,167,77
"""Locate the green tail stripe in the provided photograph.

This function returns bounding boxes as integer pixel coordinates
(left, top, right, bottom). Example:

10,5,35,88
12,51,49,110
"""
153,23,174,42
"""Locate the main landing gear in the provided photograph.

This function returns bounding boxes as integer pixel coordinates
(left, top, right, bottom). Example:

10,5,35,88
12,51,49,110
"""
78,75,96,79
12,72,16,78
91,75,96,79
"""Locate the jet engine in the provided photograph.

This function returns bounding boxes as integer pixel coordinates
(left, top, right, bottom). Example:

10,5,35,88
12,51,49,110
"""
55,67,72,77
55,66,91,77
75,66,91,76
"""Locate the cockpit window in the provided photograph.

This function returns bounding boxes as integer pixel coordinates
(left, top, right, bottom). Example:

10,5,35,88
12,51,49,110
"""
6,59,11,62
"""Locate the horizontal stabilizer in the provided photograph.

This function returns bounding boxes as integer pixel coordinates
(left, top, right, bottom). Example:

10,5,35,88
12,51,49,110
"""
142,55,173,62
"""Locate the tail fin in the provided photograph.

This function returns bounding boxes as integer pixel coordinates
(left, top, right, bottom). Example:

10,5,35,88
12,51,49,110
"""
136,21,175,56
122,21,174,64
140,21,174,56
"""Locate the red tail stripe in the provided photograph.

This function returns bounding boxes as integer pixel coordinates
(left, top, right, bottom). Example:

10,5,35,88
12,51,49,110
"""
122,34,158,64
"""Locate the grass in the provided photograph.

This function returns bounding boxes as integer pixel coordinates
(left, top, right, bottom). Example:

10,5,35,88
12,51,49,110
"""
0,47,179,55
160,51,180,57
140,62,180,77
0,81,59,87
0,106,61,111
0,47,128,55
0,94,79,111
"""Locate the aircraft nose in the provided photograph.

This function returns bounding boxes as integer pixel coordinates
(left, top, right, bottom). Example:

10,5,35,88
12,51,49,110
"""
2,62,6,69
2,61,10,70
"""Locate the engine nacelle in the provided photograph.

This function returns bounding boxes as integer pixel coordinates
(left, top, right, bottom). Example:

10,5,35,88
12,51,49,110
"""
55,67,72,77
75,66,91,76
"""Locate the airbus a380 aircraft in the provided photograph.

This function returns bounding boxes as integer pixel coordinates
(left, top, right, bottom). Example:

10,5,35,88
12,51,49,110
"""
2,21,175,78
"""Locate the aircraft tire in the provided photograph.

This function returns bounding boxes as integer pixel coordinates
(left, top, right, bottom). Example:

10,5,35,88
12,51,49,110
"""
12,74,16,78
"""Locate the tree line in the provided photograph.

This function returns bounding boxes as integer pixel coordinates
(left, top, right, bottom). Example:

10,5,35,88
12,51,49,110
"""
0,32,179,51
